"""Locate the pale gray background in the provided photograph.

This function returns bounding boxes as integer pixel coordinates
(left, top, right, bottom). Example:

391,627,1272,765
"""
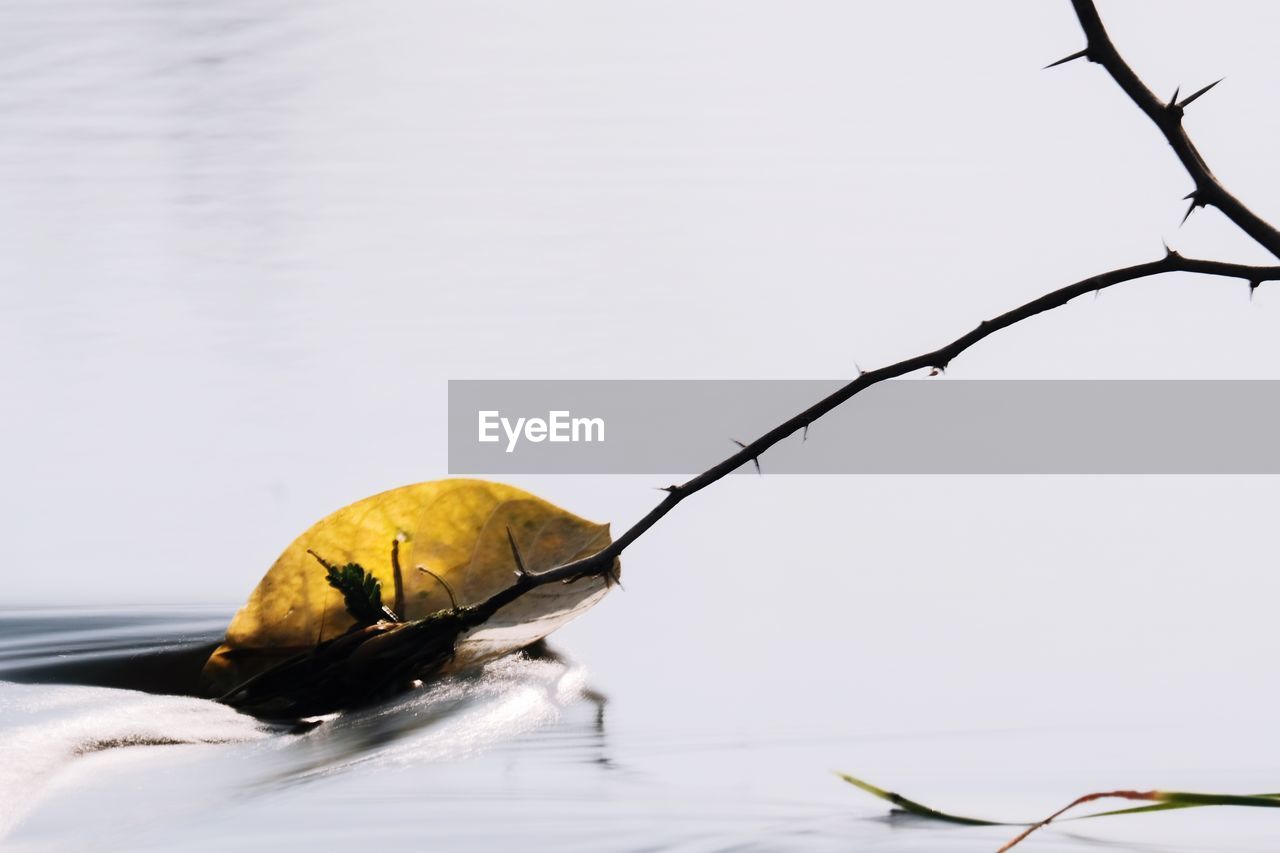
3,3,1280,849
5,0,1280,604
5,0,1280,728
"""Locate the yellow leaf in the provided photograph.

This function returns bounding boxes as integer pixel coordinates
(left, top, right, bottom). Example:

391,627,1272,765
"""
202,479,616,697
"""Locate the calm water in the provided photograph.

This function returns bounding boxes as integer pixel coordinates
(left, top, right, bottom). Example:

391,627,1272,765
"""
6,0,1280,849
2,609,1278,852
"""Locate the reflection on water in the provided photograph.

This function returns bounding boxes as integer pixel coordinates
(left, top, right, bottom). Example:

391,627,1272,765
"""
0,607,227,695
0,612,948,852
0,610,614,844
4,610,1280,852
259,655,596,786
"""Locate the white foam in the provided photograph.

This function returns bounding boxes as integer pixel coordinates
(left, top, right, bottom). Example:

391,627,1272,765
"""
0,681,268,839
267,655,589,783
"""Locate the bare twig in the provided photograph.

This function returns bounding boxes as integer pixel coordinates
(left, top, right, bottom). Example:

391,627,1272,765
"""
1060,0,1280,257
731,439,761,475
470,253,1280,611
221,3,1280,722
486,2,1280,602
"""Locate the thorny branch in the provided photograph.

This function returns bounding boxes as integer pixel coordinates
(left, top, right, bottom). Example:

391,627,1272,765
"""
223,3,1280,719
481,257,1280,607
475,3,1280,605
1057,0,1280,257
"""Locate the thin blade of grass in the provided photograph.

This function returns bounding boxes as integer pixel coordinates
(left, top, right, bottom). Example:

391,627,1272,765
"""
840,772,1280,851
1000,790,1280,851
1091,792,1280,818
836,773,1008,826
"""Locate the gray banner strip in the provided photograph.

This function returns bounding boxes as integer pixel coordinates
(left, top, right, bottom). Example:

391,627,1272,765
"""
448,380,1280,474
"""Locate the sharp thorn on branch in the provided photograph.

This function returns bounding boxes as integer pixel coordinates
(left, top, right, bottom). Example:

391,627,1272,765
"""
1181,197,1200,225
802,423,809,442
506,525,530,579
604,562,623,589
1178,78,1224,109
732,439,762,475
657,484,679,493
1169,86,1181,107
416,565,459,611
1044,48,1088,69
1250,280,1261,301
443,255,1280,630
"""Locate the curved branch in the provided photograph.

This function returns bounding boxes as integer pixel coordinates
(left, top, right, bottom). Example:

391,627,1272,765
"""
1061,0,1280,258
223,254,1280,716
476,253,1280,607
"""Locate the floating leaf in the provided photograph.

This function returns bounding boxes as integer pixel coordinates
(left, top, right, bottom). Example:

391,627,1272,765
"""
201,479,616,700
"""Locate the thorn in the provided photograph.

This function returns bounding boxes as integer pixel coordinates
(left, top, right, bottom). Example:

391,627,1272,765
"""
656,484,679,493
1169,86,1180,107
1162,240,1180,259
1044,48,1088,69
853,360,864,375
416,565,459,611
732,439,762,475
1250,280,1260,301
506,525,530,578
802,423,809,442
1093,288,1101,301
929,365,946,377
1181,196,1200,225
1178,78,1223,109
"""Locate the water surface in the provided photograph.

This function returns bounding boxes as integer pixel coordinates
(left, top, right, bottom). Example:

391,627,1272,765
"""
5,0,1280,849
3,610,1277,852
